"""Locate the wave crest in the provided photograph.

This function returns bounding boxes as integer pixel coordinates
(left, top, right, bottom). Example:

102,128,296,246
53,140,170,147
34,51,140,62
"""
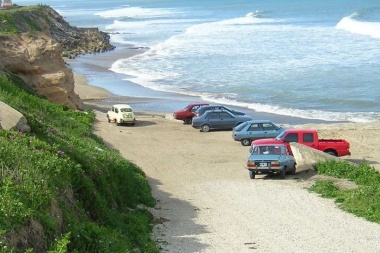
336,13,380,39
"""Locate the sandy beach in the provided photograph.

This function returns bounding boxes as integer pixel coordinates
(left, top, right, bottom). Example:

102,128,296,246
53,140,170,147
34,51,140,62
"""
73,73,380,252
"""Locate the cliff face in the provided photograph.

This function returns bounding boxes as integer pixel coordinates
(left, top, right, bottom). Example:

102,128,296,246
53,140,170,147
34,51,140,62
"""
0,5,115,110
0,33,83,109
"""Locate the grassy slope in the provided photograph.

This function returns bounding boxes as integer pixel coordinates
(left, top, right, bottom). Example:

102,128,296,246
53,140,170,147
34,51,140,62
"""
0,72,159,252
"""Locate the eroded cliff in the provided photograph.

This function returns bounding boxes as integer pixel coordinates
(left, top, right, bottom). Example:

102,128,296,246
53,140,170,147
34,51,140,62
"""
0,5,115,110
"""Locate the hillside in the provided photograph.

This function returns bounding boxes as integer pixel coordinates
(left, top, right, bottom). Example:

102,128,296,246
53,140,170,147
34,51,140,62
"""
0,5,160,253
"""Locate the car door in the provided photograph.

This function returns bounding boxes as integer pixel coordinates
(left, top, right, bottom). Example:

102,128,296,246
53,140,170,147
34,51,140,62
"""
262,122,281,138
245,123,263,140
205,111,220,128
219,111,235,129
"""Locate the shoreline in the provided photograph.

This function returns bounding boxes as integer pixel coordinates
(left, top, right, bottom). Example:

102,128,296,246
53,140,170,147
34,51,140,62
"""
69,47,345,125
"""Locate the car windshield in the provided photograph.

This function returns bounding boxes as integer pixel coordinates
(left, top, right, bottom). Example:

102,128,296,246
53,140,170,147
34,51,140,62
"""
275,131,286,140
120,108,132,112
234,121,248,131
252,145,281,155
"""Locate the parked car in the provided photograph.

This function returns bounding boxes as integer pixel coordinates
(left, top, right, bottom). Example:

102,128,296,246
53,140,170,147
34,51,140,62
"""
251,129,351,157
173,103,209,124
194,105,246,117
232,120,287,146
107,104,136,126
246,144,296,179
192,110,252,132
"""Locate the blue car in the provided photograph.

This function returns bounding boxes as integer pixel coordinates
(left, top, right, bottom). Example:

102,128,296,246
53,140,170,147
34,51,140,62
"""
232,120,287,146
246,144,296,179
192,110,252,132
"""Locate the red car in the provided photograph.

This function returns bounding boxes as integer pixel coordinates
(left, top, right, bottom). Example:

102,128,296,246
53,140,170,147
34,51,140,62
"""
251,129,351,157
173,103,209,124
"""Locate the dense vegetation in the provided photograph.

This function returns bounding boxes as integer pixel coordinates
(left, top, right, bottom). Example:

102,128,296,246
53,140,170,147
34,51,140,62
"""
310,160,380,223
0,72,159,252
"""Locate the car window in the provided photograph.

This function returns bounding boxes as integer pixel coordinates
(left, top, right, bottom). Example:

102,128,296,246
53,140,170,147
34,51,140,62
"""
248,123,261,131
115,108,119,113
120,108,132,112
284,133,298,142
206,112,219,119
191,105,199,112
220,112,232,119
235,121,248,131
262,123,276,130
303,133,314,143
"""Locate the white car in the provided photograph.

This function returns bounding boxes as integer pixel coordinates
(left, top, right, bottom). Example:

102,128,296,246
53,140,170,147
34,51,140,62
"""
107,104,136,126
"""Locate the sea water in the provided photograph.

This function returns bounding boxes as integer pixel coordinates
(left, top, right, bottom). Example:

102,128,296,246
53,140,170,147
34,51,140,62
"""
16,0,380,122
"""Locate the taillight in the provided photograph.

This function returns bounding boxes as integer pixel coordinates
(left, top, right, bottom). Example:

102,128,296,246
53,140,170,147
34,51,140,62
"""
247,161,255,167
271,161,280,167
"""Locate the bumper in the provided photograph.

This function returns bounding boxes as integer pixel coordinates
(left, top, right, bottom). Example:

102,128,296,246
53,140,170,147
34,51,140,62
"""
120,118,135,124
247,167,283,175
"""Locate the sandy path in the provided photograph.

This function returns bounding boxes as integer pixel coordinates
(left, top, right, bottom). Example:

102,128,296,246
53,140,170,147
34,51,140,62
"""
91,111,380,253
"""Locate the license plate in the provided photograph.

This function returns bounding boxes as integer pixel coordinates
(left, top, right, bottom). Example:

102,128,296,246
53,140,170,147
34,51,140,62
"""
259,162,269,167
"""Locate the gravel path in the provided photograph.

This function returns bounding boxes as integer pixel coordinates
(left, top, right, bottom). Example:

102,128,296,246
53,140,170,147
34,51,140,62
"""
92,111,380,253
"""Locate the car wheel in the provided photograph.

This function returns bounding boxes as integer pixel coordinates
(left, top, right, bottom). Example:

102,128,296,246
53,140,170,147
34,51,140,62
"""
249,170,256,179
116,119,120,126
241,139,251,146
280,167,286,179
107,115,111,123
184,117,192,125
290,164,296,175
201,124,210,132
326,151,337,156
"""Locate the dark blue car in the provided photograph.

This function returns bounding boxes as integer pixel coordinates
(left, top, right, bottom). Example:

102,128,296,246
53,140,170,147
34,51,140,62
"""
192,110,252,132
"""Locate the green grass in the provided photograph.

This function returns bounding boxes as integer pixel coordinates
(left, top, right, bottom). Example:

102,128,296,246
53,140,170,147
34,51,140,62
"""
0,72,159,252
0,5,51,34
310,160,380,223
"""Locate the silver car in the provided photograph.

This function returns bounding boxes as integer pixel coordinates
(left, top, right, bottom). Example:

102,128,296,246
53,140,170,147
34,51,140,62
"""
192,110,252,132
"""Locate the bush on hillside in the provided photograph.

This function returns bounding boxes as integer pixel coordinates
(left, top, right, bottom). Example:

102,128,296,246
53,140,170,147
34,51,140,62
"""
0,73,158,252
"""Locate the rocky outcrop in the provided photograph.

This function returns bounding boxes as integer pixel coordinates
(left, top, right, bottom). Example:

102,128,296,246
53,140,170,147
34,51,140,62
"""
0,33,83,110
0,5,116,110
0,5,115,58
0,100,31,132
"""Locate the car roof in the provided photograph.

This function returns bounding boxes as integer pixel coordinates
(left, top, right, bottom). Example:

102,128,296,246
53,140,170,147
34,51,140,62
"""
204,109,231,113
113,104,132,109
245,119,273,124
200,104,224,108
253,143,286,148
284,129,316,133
190,102,209,105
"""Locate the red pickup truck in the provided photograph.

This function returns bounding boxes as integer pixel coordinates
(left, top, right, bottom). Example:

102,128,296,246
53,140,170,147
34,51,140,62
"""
173,103,209,124
251,129,351,157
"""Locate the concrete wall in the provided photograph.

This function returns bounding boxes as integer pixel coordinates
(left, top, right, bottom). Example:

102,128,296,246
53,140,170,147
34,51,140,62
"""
290,142,349,171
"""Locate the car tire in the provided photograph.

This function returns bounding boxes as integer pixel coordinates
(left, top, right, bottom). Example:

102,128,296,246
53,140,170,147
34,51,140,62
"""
280,167,286,179
116,120,120,126
201,124,210,132
184,117,192,125
107,116,111,123
326,151,337,156
241,139,251,146
249,170,256,179
290,164,296,175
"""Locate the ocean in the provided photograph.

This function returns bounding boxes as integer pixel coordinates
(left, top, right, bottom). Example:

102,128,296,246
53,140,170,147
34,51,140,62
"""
17,0,380,123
